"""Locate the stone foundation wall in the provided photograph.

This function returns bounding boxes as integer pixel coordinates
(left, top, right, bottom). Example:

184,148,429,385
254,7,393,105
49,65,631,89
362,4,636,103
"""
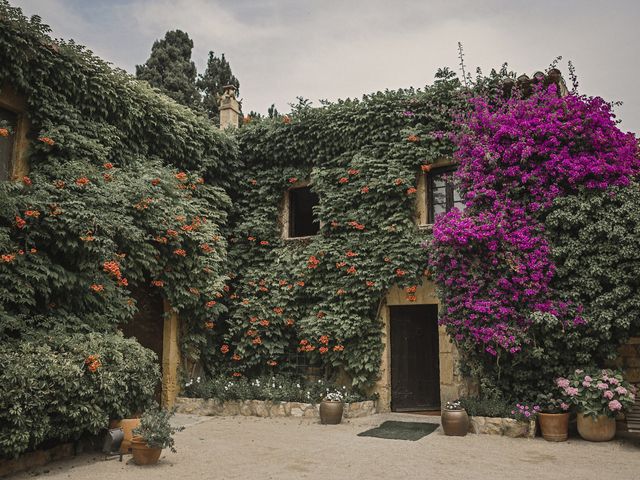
174,397,377,419
468,416,536,438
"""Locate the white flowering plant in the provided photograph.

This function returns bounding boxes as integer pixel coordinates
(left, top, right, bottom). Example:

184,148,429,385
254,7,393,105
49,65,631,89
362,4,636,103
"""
444,400,463,411
323,391,344,402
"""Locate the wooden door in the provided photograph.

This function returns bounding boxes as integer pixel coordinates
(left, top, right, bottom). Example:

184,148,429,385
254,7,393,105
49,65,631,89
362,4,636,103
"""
390,305,440,411
120,286,164,401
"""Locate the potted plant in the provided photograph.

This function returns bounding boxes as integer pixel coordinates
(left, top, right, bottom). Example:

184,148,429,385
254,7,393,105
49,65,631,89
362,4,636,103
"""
131,407,184,465
319,391,344,425
559,369,636,442
536,390,571,442
441,399,468,436
510,402,539,438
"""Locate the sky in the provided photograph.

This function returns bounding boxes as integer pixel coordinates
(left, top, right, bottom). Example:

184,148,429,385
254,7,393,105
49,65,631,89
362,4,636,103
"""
10,0,640,133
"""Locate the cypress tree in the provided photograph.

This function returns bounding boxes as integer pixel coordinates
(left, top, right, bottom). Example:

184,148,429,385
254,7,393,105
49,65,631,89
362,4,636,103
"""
136,30,201,110
198,52,240,121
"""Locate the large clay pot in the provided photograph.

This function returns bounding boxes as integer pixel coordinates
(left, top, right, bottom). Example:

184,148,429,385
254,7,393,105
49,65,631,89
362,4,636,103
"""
110,418,141,453
441,409,469,436
130,436,162,465
577,413,616,442
538,412,569,442
319,400,344,424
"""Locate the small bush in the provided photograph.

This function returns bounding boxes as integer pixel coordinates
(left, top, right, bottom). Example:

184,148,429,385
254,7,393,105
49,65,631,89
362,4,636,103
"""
183,374,373,403
459,395,512,418
0,332,159,459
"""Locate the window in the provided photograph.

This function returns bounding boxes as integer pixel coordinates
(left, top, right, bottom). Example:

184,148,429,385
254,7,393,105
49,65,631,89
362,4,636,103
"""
427,166,464,223
0,107,17,181
288,186,320,238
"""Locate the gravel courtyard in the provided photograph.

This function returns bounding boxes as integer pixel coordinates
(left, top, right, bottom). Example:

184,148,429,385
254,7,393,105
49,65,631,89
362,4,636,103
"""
13,414,640,480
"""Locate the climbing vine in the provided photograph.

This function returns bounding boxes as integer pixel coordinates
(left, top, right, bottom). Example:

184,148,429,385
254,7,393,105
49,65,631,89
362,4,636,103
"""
0,2,239,361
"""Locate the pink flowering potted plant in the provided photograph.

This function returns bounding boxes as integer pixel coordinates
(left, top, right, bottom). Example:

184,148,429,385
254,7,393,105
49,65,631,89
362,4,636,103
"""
536,390,571,442
558,369,636,442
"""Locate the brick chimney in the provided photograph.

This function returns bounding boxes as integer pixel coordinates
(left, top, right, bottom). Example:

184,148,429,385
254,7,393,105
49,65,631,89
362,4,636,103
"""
218,85,240,129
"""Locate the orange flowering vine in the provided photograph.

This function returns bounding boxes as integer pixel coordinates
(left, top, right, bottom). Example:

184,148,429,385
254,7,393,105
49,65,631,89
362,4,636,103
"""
206,300,217,308
173,249,187,257
0,128,9,137
307,255,320,269
406,187,417,195
15,216,26,229
151,280,164,287
75,177,90,186
267,360,277,366
360,186,369,194
220,344,230,354
333,345,345,352
407,134,420,142
90,284,104,293
338,177,349,184
319,347,329,354
38,137,55,146
288,177,298,183
1,254,15,263
421,164,432,172
22,176,31,186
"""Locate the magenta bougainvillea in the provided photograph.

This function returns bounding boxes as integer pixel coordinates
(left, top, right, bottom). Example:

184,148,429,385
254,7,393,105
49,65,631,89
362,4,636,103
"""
429,84,639,391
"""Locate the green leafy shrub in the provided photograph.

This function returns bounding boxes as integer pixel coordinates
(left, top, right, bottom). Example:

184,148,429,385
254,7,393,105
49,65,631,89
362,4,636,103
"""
183,374,372,403
459,395,512,418
0,332,159,459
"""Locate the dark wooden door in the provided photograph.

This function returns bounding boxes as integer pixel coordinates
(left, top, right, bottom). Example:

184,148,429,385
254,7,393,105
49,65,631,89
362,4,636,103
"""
390,305,440,411
120,287,164,401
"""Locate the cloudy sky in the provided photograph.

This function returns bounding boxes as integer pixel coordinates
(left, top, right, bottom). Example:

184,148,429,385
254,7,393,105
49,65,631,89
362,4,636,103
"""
11,0,640,133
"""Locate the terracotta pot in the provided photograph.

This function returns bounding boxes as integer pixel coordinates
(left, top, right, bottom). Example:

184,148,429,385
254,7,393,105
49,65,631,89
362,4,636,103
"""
538,412,569,442
319,400,344,424
441,409,469,436
130,436,162,465
110,418,141,453
577,413,616,442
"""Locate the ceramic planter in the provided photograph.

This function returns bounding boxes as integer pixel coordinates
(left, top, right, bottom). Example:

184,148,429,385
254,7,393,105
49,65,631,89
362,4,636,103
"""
109,418,141,454
319,400,344,424
441,409,469,436
538,412,569,442
576,413,616,442
130,436,162,465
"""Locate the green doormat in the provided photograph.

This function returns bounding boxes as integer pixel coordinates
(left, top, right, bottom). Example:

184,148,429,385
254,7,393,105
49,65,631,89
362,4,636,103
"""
357,421,439,441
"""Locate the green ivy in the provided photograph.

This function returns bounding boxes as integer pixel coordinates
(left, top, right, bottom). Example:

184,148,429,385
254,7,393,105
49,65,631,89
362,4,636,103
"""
208,71,468,387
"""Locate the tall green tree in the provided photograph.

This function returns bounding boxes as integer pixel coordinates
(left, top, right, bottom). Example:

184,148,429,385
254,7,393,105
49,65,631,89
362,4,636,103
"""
136,30,201,109
198,51,240,121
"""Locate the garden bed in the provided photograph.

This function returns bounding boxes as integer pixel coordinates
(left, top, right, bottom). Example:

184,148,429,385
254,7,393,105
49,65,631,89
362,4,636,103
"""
174,397,377,419
468,416,536,438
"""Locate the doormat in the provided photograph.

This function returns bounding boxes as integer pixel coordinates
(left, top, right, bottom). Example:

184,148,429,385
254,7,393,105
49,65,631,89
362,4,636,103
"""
357,421,439,441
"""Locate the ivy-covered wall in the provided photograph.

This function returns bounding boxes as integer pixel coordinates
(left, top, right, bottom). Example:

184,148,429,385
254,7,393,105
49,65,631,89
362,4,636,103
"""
211,71,468,387
0,3,240,456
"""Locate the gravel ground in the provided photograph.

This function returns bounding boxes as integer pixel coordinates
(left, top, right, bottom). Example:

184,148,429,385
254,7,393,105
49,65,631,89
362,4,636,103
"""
13,413,640,480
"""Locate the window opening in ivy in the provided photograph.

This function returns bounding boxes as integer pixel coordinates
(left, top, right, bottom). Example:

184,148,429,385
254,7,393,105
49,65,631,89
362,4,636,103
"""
288,186,320,237
0,107,17,181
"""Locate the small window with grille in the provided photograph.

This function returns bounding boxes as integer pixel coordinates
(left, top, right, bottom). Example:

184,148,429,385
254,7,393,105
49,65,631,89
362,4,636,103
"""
427,166,464,223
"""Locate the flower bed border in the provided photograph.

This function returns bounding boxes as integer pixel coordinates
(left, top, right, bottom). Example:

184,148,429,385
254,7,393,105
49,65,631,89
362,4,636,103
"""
468,415,536,438
174,397,377,419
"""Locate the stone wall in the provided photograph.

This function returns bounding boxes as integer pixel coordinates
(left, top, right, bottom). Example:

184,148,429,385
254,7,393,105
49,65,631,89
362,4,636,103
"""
468,416,536,438
174,397,377,419
612,336,640,385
